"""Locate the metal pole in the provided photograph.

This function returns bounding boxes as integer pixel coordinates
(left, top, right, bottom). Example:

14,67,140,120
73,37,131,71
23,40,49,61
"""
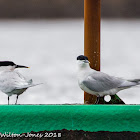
84,0,101,104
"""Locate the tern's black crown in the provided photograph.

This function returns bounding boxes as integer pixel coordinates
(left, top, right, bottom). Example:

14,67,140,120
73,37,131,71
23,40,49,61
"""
77,55,88,61
0,61,15,66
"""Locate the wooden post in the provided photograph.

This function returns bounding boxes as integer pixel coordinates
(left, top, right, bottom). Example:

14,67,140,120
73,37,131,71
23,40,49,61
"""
84,0,101,104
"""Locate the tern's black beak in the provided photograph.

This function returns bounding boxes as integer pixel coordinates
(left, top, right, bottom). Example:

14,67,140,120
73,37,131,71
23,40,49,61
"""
16,65,29,68
83,60,90,63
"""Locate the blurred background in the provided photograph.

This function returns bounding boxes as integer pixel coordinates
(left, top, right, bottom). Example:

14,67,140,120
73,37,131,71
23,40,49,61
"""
0,0,140,104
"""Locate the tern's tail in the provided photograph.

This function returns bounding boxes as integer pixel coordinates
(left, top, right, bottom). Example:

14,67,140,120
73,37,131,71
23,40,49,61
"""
28,79,33,84
15,79,43,90
128,79,140,84
28,79,43,87
29,83,43,87
118,79,140,89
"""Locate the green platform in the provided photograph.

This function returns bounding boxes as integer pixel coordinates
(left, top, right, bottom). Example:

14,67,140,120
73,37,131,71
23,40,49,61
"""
0,105,140,134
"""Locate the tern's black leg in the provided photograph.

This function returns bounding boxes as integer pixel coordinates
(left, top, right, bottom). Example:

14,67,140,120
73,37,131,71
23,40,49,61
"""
15,95,19,105
95,97,100,104
8,96,9,105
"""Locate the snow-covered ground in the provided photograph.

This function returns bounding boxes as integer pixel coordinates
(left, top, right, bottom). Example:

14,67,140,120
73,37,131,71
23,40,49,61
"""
0,19,140,104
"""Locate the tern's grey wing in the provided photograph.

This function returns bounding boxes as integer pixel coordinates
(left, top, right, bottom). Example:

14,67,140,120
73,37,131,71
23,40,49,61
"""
83,72,125,92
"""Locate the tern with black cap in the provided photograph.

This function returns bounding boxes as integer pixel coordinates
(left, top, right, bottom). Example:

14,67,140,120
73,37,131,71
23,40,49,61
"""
0,61,41,104
77,55,140,104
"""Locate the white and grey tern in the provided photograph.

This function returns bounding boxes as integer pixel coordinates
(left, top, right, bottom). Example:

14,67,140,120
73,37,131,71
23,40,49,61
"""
77,55,140,104
0,61,41,104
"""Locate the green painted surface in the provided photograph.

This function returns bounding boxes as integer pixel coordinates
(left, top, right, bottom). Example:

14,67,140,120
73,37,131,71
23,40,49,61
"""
0,105,140,133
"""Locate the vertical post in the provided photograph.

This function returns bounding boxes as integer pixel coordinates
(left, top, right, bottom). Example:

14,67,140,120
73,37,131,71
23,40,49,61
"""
84,0,101,104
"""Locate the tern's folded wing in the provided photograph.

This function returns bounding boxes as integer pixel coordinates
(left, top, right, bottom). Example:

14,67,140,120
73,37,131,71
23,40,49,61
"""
83,72,124,92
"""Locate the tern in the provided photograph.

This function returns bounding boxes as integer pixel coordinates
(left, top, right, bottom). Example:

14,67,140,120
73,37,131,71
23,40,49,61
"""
77,55,140,104
0,61,41,105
